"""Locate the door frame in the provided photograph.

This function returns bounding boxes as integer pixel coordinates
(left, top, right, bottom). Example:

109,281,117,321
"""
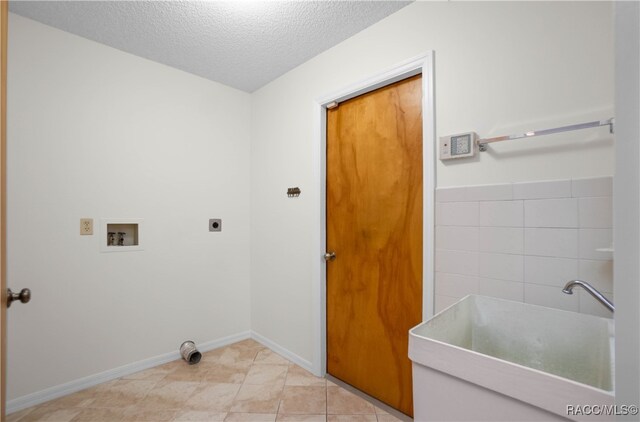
613,1,640,408
311,52,436,377
1,1,7,418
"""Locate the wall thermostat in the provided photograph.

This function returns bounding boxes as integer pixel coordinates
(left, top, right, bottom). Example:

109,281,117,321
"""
439,132,477,160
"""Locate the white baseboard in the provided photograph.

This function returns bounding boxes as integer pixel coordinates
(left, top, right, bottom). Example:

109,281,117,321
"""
250,331,314,373
6,331,251,415
7,330,313,415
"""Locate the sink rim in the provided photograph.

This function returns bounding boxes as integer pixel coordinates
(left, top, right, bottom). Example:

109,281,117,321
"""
409,295,615,420
411,327,615,395
410,294,615,394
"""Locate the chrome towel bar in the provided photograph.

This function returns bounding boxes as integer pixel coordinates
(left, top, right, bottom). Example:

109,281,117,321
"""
478,118,614,151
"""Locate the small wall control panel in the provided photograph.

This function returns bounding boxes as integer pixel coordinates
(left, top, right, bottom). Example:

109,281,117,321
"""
440,132,478,160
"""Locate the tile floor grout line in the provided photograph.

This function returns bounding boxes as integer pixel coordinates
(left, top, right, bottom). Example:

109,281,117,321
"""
225,350,256,419
132,376,162,411
273,363,288,420
12,339,400,422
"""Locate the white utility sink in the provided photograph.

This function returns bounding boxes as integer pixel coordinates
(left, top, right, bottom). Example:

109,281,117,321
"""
409,295,614,421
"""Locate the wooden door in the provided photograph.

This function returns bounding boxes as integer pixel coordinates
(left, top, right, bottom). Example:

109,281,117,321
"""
1,1,7,420
326,74,423,417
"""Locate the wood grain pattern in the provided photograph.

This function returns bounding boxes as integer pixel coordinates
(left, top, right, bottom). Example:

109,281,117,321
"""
326,75,423,417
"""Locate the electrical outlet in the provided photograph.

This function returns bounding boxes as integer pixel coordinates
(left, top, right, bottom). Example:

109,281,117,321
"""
80,218,93,235
209,219,222,232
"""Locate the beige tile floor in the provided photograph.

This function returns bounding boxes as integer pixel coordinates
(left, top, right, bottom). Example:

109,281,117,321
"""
8,339,403,422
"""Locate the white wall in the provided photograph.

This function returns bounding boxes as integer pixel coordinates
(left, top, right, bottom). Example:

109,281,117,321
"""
614,1,640,414
6,0,617,405
7,14,251,401
251,2,614,367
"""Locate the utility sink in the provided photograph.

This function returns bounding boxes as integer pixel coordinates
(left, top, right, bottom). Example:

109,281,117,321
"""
409,295,614,421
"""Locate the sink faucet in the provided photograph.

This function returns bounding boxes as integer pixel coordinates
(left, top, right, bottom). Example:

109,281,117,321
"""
562,280,614,313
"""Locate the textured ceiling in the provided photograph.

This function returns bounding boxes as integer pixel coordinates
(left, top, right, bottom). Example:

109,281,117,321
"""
9,1,412,92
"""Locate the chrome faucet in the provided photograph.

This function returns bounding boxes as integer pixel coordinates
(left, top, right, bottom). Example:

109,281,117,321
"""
562,280,614,313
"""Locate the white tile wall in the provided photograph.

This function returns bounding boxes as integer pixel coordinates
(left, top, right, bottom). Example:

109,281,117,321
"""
572,176,613,197
578,229,613,260
524,256,578,287
478,227,524,254
479,252,524,281
435,226,479,251
524,198,578,228
435,250,479,276
577,259,613,293
524,228,579,258
435,273,479,297
435,202,479,226
435,186,467,203
578,197,613,228
479,200,523,227
513,179,572,200
524,283,580,312
435,176,613,318
478,278,524,301
466,183,513,201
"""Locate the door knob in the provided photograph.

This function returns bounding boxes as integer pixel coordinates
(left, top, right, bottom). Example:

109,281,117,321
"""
7,288,31,308
324,252,336,262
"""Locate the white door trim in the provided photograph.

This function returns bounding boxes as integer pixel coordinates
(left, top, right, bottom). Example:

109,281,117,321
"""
613,1,640,409
311,52,436,377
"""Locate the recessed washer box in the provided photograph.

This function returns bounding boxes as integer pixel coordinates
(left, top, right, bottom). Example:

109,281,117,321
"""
101,219,144,252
